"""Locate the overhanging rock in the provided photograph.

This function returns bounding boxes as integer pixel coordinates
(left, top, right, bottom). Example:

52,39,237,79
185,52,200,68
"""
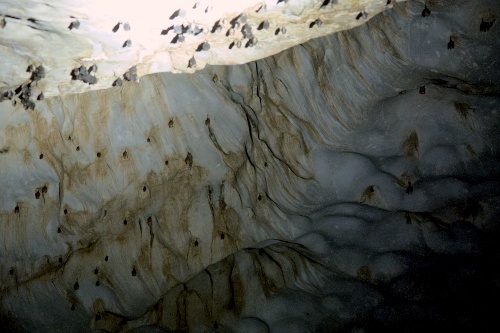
0,0,401,100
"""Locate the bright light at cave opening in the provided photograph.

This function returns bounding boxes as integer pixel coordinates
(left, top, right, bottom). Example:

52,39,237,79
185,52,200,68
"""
88,0,265,26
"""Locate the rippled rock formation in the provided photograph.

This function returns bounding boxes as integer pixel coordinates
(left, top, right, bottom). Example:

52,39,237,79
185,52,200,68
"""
0,0,499,332
0,0,391,98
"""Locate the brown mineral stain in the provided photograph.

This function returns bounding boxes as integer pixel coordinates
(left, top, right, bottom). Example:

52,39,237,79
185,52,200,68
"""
226,258,244,315
465,144,476,156
66,292,78,307
31,112,63,173
91,298,105,317
162,257,180,285
6,122,31,152
337,32,368,85
454,101,472,119
184,288,210,328
256,112,312,179
137,245,154,276
249,250,280,299
360,185,376,203
401,131,419,158
281,132,312,179
187,237,202,270
356,265,372,282
63,210,97,232
92,149,109,179
73,110,91,144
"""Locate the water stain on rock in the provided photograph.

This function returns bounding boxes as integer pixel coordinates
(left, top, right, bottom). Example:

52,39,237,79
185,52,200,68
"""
402,131,419,158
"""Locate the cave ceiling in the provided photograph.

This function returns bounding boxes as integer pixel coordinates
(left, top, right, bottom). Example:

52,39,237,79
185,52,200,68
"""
0,0,499,332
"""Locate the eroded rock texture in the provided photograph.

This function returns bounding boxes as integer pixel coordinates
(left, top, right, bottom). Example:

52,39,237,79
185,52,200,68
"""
0,0,394,98
1,0,499,332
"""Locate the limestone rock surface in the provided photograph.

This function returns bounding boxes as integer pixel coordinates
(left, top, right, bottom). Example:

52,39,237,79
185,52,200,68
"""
0,0,396,99
1,0,499,332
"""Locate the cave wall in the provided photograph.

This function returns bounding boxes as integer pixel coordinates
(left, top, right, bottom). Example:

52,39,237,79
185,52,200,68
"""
1,0,499,332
